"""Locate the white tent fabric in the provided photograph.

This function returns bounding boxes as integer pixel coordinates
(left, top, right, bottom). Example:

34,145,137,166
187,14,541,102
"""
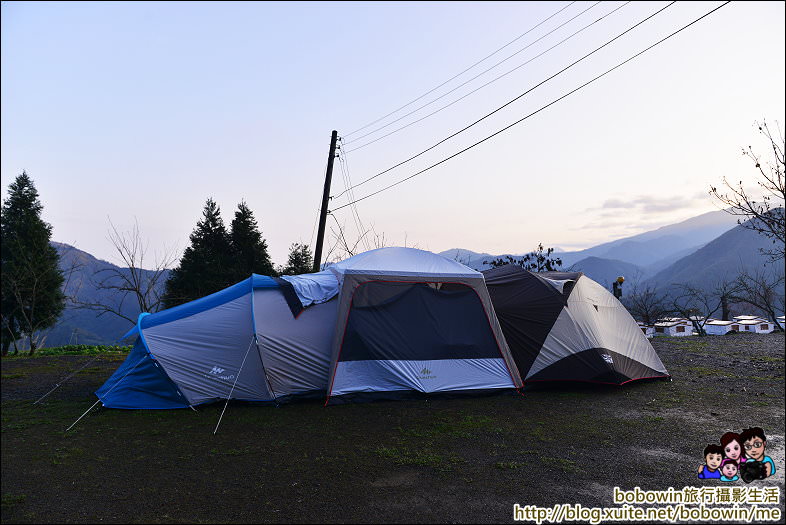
329,247,481,279
526,277,668,379
281,270,339,307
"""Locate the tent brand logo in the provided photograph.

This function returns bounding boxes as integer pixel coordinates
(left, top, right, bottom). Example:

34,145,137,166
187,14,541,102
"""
419,367,436,380
205,366,235,381
601,353,614,364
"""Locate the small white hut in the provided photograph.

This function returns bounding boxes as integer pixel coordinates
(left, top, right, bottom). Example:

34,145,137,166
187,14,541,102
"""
653,318,693,337
737,319,775,334
704,319,742,335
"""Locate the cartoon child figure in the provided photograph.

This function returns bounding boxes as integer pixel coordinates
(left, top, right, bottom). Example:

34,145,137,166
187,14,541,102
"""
720,432,746,465
698,444,723,479
740,427,776,477
720,459,739,482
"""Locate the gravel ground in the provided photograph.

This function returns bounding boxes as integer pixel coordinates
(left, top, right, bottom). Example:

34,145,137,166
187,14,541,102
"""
2,333,784,524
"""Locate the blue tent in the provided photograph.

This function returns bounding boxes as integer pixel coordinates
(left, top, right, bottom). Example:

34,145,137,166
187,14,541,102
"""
97,272,339,409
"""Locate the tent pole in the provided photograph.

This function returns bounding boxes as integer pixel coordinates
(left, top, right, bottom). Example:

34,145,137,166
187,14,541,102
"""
213,338,255,435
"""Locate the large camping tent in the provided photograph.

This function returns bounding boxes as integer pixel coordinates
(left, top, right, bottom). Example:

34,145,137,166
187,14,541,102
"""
324,247,522,404
482,265,669,385
97,272,339,408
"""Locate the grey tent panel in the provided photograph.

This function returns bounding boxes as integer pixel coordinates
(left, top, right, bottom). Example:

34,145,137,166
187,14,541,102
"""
144,293,273,405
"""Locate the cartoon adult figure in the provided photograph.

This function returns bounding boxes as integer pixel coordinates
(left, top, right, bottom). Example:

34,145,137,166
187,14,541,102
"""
720,459,739,482
698,444,723,479
720,432,746,464
740,427,776,477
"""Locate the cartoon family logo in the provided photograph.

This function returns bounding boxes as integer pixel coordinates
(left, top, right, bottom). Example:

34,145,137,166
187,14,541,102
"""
698,427,776,483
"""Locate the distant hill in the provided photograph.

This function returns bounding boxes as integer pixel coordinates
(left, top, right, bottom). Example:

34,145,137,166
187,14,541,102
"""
45,243,168,347
566,257,644,291
557,209,739,268
440,209,739,273
644,222,783,292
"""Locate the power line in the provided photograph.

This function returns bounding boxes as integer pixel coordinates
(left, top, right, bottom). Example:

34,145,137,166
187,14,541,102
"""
340,142,373,251
344,1,577,138
334,1,675,199
346,1,630,153
336,143,371,251
330,1,731,214
344,1,605,147
332,0,675,201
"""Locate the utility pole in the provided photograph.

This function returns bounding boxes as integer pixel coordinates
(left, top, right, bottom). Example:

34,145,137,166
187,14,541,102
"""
312,130,338,272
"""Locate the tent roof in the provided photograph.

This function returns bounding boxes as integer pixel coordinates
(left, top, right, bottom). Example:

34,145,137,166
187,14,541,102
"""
328,247,481,279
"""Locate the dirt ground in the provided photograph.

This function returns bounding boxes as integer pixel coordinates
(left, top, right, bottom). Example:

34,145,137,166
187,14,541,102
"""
2,333,784,524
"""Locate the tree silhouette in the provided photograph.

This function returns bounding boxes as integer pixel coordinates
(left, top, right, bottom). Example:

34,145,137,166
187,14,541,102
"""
484,243,563,272
1,172,65,354
163,198,233,307
229,201,275,280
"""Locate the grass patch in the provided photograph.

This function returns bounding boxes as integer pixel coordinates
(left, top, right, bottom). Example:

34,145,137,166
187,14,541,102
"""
51,446,85,465
398,414,499,439
682,366,735,378
375,445,462,470
3,344,131,359
1,372,26,379
750,355,785,363
494,461,525,470
76,367,104,375
540,456,579,473
1,494,26,511
210,447,251,456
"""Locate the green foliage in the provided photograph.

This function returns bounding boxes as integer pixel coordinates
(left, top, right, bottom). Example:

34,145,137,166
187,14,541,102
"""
162,198,234,308
163,199,280,308
1,172,65,355
229,200,275,280
484,243,563,272
2,344,131,358
279,243,314,276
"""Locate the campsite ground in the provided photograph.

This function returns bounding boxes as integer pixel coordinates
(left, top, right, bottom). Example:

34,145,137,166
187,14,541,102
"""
2,333,784,524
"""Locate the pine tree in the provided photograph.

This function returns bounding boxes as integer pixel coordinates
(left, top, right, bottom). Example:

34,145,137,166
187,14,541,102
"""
163,198,233,308
229,201,275,280
279,243,314,276
1,172,65,354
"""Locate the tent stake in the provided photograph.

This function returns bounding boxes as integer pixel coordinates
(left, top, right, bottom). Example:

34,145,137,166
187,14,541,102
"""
64,354,147,432
213,338,255,435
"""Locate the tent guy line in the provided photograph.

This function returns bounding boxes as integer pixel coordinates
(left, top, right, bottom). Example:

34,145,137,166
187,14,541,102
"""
330,0,677,201
329,1,728,213
213,337,256,435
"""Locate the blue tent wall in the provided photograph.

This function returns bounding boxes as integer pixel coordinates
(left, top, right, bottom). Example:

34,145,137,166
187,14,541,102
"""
96,338,188,409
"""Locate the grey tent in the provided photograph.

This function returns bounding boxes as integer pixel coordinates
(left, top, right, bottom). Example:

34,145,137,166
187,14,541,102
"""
325,247,522,404
483,265,669,385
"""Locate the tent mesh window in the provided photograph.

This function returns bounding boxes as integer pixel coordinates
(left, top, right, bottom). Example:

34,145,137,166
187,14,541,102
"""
339,281,501,363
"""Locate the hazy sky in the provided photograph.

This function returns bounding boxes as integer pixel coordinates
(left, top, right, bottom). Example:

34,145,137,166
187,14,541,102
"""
2,1,784,267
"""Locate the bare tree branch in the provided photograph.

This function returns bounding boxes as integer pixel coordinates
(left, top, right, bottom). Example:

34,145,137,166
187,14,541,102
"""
70,219,177,325
710,120,786,261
